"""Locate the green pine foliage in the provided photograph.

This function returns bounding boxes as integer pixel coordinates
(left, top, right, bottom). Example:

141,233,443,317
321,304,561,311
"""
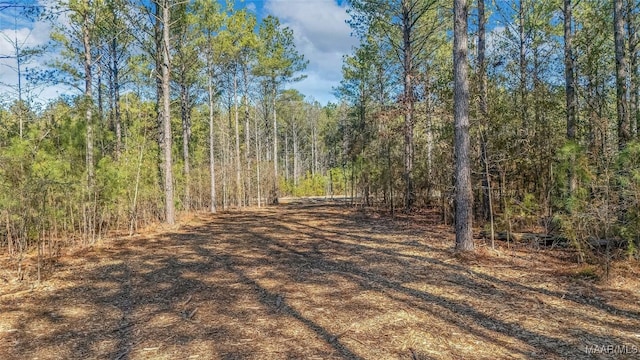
1,0,639,269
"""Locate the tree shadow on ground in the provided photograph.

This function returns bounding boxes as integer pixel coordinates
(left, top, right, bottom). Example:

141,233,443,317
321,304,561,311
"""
1,202,638,359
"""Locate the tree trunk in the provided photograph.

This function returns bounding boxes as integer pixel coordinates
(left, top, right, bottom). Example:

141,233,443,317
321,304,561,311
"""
387,137,394,216
284,130,290,183
82,1,95,243
454,0,473,251
233,67,242,207
423,74,434,203
628,1,639,138
587,68,605,167
518,0,528,132
97,62,103,123
110,37,122,160
222,108,229,210
402,0,415,211
564,0,577,193
180,79,191,211
255,110,262,207
205,29,217,214
293,119,299,187
15,28,23,139
312,113,318,176
82,2,94,186
243,64,251,205
478,0,490,221
208,72,217,213
161,0,175,224
272,83,279,204
478,0,494,244
614,0,630,149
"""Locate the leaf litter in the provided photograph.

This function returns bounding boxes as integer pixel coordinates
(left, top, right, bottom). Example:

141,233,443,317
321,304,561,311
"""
0,200,639,359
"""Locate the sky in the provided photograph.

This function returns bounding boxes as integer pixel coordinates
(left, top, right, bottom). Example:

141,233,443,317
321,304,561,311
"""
0,0,357,106
0,0,63,104
253,0,357,104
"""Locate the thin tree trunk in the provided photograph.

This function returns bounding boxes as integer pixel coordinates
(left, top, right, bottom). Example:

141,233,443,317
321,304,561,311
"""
155,1,164,216
454,0,473,251
628,1,639,138
82,2,94,186
222,111,229,210
312,115,318,176
6,211,13,256
207,39,217,214
97,63,103,123
350,161,355,205
478,0,493,244
424,75,434,203
255,110,262,207
402,1,414,211
209,91,217,213
564,0,577,194
518,0,528,131
14,24,23,139
272,83,279,204
233,68,242,207
129,142,145,236
482,133,495,248
82,1,95,243
284,131,289,183
110,37,122,160
181,80,191,211
243,64,252,205
388,138,394,217
293,119,299,187
615,0,630,149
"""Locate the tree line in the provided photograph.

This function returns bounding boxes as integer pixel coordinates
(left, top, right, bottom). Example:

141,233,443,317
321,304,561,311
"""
338,0,640,257
0,0,346,271
1,0,639,270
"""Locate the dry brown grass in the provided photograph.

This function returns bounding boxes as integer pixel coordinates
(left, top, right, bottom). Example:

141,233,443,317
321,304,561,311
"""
1,201,639,359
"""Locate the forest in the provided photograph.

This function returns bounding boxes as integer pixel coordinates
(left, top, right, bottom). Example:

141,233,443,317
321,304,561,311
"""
1,0,639,264
0,0,640,358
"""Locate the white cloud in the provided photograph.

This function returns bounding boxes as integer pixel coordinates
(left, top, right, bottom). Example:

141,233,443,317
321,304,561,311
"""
2,0,357,106
265,0,357,104
0,3,63,105
285,72,340,104
246,2,257,13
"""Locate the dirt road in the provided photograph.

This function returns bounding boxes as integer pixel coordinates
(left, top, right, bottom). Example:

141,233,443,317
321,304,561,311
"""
1,202,639,359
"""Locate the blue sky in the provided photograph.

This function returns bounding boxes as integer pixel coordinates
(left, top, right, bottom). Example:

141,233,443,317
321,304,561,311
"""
0,0,58,103
247,0,357,104
0,0,357,105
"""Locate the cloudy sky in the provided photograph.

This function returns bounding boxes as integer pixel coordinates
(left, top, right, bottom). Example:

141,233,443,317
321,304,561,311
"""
0,0,64,104
259,0,357,104
0,0,357,105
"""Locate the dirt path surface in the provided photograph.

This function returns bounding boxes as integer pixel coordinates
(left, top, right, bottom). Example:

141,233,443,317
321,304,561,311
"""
1,202,639,359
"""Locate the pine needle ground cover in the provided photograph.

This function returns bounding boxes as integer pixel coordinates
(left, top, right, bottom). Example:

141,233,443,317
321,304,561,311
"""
1,202,639,359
